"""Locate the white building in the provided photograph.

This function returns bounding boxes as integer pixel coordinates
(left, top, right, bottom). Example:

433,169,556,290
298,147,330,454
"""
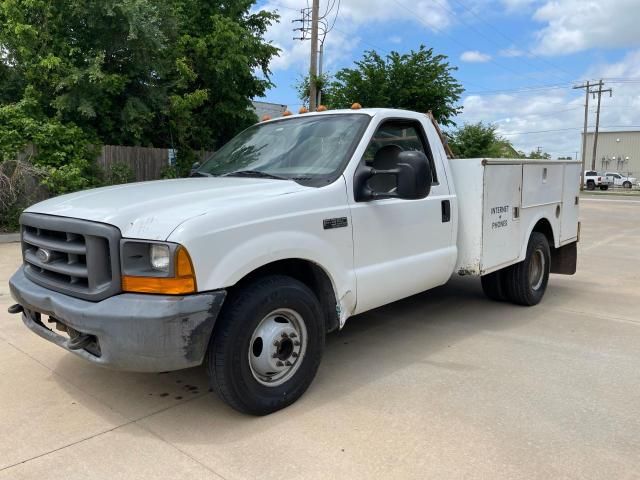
582,130,640,175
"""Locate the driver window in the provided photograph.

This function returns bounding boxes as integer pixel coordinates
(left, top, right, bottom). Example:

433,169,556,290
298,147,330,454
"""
363,121,437,194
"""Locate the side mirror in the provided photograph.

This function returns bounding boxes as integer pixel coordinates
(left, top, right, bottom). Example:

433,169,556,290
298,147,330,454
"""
355,150,432,201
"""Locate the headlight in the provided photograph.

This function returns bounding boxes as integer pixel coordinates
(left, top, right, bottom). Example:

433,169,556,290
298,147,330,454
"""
150,244,171,272
120,240,196,294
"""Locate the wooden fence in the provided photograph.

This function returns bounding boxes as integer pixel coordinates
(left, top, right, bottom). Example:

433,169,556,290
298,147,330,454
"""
97,145,167,182
96,146,215,182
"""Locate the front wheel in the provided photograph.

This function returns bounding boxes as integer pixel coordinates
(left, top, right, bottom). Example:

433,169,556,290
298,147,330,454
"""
207,275,324,415
623,181,632,189
504,232,551,306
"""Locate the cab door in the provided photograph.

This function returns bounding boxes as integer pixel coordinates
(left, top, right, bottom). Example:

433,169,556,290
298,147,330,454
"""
348,118,456,314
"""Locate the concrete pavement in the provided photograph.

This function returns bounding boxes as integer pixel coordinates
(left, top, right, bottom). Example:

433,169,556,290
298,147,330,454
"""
0,197,639,479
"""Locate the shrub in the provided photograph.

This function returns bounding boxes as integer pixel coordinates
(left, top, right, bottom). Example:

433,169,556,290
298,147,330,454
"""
102,161,135,186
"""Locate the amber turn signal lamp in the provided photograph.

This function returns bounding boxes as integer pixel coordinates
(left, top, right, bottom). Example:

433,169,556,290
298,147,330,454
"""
122,247,197,295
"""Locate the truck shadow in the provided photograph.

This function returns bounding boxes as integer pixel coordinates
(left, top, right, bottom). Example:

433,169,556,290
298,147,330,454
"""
52,275,541,442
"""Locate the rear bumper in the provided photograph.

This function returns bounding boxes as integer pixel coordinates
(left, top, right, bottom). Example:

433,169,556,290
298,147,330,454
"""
9,267,226,372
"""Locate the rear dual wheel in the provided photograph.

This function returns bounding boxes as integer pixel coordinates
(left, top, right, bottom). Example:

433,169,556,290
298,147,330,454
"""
481,232,550,306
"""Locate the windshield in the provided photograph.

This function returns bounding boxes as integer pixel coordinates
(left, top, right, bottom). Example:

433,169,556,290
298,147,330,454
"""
197,114,370,185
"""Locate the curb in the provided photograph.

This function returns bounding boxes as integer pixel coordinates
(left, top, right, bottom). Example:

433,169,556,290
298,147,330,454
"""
0,233,20,244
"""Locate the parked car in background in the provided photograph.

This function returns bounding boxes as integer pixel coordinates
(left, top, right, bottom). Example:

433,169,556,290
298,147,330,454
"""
584,170,613,190
604,172,637,189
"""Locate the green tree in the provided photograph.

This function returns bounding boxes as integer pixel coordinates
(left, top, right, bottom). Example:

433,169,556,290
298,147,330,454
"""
527,149,551,159
447,122,519,158
304,46,463,126
0,0,279,155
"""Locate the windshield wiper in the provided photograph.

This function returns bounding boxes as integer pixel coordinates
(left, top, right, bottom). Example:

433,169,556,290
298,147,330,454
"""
223,170,289,180
189,170,213,177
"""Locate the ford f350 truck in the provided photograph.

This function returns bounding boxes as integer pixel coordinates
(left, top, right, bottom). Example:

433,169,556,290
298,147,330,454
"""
8,108,580,415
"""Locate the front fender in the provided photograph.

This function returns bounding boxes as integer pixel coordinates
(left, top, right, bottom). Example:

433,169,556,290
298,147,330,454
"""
208,230,355,311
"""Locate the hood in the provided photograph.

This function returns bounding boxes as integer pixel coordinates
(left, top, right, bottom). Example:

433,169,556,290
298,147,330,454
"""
26,177,309,240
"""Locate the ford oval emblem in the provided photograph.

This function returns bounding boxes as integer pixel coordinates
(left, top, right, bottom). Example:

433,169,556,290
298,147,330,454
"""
36,248,52,263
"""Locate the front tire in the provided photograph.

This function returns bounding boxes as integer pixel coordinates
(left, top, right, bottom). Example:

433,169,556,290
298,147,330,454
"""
586,181,595,190
207,275,325,415
504,232,551,306
623,181,632,189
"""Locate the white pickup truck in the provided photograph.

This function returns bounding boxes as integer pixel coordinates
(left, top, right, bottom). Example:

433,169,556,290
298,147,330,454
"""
584,170,613,190
605,172,637,189
8,108,580,415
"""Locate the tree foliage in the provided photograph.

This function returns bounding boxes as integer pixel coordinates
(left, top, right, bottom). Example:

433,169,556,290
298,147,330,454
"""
447,122,519,158
0,0,279,153
307,46,463,126
526,149,552,159
0,0,280,228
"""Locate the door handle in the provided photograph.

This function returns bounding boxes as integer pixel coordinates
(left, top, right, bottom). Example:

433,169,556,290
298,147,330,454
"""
441,200,451,223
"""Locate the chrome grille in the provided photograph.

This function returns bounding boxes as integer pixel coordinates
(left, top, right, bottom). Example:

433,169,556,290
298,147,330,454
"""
20,213,121,301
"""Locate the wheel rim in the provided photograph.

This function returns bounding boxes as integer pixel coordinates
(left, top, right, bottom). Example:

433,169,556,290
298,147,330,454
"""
248,308,308,387
528,249,545,291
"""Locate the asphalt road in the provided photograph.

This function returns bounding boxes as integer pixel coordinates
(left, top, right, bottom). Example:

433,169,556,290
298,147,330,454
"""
0,196,639,479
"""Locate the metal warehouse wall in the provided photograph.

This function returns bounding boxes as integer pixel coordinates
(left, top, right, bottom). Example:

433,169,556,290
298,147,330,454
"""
582,131,640,175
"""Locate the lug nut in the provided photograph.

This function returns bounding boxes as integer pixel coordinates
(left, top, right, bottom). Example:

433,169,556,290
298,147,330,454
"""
281,332,288,338
285,361,292,366
292,352,299,358
289,333,297,338
294,341,301,346
276,361,284,367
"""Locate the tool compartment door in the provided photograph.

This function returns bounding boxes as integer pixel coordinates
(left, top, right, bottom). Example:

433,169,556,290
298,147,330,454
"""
481,164,522,272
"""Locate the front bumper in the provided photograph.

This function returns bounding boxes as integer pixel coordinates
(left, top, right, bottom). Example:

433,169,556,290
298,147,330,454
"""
9,267,226,372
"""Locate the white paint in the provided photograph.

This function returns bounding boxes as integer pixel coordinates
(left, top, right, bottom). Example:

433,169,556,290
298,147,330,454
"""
25,108,581,327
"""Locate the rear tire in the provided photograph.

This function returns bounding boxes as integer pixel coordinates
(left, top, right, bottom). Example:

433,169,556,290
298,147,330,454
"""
207,275,324,415
504,232,550,306
481,270,508,302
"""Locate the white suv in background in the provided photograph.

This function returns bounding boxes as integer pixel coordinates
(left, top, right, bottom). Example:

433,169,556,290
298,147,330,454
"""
605,172,637,189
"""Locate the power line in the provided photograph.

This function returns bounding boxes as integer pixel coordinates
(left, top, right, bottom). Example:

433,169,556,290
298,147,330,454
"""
498,125,640,136
447,0,575,81
420,0,572,83
389,0,573,85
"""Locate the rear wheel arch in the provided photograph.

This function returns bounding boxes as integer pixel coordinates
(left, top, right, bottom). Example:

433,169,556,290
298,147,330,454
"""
531,217,555,249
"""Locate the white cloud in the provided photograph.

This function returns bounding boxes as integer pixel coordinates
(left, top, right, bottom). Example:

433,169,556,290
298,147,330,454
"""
388,36,403,44
455,50,640,158
460,50,492,63
532,0,640,55
256,0,453,72
501,0,539,12
498,47,524,58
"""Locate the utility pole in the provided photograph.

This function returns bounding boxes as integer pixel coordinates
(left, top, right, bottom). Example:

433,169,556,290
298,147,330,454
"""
309,0,320,111
317,42,324,106
573,81,591,190
590,79,612,171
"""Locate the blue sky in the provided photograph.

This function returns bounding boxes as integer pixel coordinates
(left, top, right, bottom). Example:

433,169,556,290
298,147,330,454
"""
254,0,640,158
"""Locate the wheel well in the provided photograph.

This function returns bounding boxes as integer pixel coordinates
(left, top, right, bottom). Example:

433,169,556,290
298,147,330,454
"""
231,259,340,333
532,218,555,248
